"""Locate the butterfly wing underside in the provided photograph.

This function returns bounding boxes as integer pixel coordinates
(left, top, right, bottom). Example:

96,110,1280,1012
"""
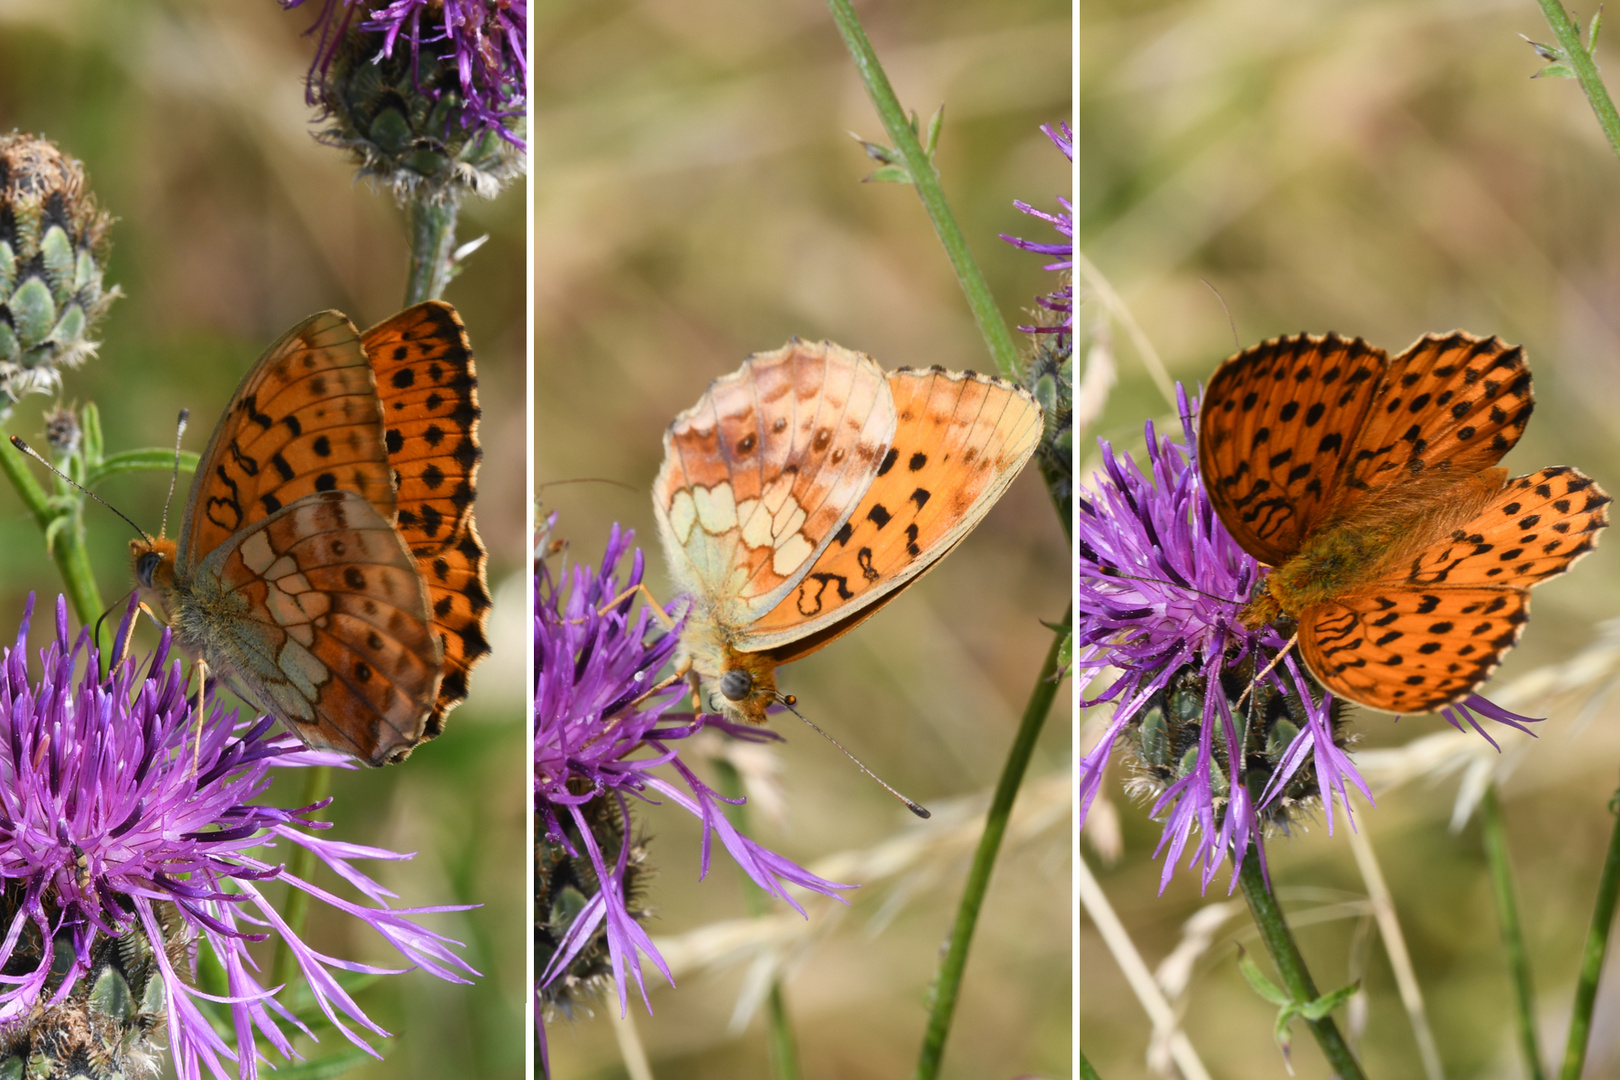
362,302,491,736
654,341,897,628
177,312,395,570
1299,466,1610,711
738,367,1043,660
199,490,440,765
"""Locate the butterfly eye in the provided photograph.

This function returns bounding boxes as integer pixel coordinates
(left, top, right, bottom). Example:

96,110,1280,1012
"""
720,669,753,702
136,551,164,588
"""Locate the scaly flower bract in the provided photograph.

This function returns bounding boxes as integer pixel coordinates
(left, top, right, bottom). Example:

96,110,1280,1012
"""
1074,387,1538,890
0,595,476,1080
286,0,527,148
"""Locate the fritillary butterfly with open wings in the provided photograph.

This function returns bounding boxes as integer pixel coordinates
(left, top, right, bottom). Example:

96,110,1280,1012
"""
130,301,491,765
654,339,1043,725
1198,331,1609,713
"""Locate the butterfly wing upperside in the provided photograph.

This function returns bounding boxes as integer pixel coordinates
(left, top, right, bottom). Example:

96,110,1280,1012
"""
1199,333,1387,566
362,301,491,737
176,311,395,570
736,366,1043,662
1298,466,1609,712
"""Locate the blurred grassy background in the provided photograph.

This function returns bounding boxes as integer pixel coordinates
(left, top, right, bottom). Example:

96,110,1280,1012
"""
535,0,1070,1077
1081,1,1620,1077
0,2,526,1079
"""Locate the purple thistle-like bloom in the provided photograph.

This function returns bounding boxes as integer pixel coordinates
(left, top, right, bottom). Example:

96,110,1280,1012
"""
0,595,476,1080
1002,121,1073,332
1075,387,1538,890
536,523,854,1024
286,0,527,147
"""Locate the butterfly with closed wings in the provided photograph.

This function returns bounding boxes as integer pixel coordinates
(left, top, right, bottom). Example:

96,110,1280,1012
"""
130,301,491,766
654,339,1043,734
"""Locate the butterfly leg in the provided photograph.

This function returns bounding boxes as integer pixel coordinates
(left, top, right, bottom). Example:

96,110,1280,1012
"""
591,582,680,629
619,659,692,717
190,658,209,775
1234,630,1302,714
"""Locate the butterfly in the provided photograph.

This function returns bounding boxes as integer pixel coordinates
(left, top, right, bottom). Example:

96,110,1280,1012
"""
130,302,491,765
653,339,1044,724
1198,331,1610,713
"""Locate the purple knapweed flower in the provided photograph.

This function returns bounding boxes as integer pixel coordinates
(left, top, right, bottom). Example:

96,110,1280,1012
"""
1075,387,1538,891
0,595,476,1080
535,522,854,1031
1002,121,1073,333
285,0,526,148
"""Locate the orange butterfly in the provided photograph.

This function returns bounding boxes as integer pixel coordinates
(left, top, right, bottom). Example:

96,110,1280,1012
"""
131,302,491,765
654,340,1043,724
1199,331,1609,713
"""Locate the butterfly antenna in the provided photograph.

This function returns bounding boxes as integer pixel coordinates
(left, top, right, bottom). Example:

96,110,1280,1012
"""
775,694,931,819
1085,565,1243,607
160,409,188,540
9,437,148,540
1200,279,1241,350
536,476,639,494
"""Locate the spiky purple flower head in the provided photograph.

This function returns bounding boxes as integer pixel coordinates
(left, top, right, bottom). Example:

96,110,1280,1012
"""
0,595,476,1080
285,0,526,148
1075,387,1538,891
535,521,854,1032
1002,121,1073,333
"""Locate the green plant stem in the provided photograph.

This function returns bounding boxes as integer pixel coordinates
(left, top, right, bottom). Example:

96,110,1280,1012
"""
1482,783,1546,1080
1078,1047,1102,1080
1536,0,1620,163
405,197,460,305
0,425,103,627
714,759,801,1080
914,605,1070,1080
1559,780,1620,1079
272,763,332,991
1236,849,1368,1080
824,0,1021,381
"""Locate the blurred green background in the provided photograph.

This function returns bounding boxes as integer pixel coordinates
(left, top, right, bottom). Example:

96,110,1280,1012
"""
1081,1,1620,1077
0,2,526,1079
536,0,1070,1077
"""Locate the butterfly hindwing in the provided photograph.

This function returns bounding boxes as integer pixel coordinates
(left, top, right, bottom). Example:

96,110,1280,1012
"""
1299,587,1530,713
179,311,395,568
362,301,491,735
738,366,1043,657
204,490,440,765
1200,333,1387,565
655,341,897,626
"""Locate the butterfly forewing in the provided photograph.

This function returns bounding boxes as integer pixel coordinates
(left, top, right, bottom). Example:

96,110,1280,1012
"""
655,341,896,626
204,490,440,765
179,312,394,567
1199,333,1387,565
362,301,491,734
739,367,1043,656
1336,334,1532,521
